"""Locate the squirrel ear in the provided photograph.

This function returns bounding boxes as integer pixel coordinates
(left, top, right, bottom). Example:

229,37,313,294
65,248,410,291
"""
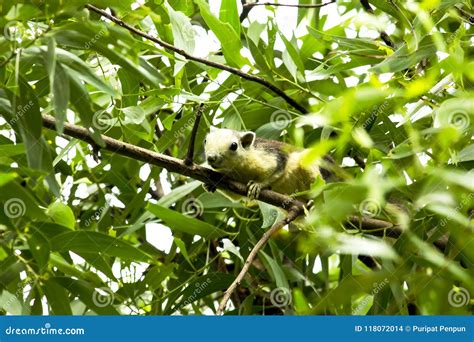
240,132,256,149
210,126,217,132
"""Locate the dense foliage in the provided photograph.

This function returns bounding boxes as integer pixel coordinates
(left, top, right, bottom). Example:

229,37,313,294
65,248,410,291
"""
0,0,472,315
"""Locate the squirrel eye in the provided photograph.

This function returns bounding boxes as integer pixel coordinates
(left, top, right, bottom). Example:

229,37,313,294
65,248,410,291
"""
229,142,238,151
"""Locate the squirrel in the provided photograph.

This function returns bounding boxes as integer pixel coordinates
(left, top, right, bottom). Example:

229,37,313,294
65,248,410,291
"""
204,127,332,200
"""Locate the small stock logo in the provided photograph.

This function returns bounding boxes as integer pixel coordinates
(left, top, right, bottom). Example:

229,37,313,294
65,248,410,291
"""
270,287,292,307
447,287,470,308
270,110,292,130
92,287,114,307
448,111,470,131
181,198,204,218
92,110,115,131
4,198,26,218
359,199,381,218
4,21,25,41
182,23,195,41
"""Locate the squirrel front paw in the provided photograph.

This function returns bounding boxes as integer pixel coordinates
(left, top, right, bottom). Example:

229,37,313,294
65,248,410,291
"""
203,182,217,193
247,181,263,200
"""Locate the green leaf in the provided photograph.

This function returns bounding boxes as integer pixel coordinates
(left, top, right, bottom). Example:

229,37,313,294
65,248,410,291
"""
170,273,234,312
260,250,289,289
52,22,165,86
0,144,25,157
53,277,119,315
166,3,195,55
76,252,117,281
454,144,474,162
308,27,383,56
370,37,436,73
174,237,195,269
334,235,399,260
195,0,247,67
280,33,305,79
0,182,47,220
43,278,73,315
219,0,240,36
145,264,177,290
406,232,473,290
258,202,282,228
50,62,70,133
43,39,69,133
28,227,50,270
66,72,105,147
46,202,76,229
157,181,202,208
146,203,228,239
50,231,151,262
6,78,54,175
0,173,17,187
0,290,24,314
121,106,146,125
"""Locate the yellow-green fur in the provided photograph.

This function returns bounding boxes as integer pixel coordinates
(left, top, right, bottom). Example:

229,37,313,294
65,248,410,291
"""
204,128,322,199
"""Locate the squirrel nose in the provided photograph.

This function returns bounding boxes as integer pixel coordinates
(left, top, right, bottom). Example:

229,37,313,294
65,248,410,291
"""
207,154,217,163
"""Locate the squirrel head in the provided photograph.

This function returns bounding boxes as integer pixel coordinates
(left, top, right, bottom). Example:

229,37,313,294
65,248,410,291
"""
204,127,256,171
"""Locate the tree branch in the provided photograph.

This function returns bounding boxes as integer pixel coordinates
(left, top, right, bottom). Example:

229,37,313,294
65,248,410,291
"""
184,103,205,166
243,1,336,9
85,4,307,114
359,0,395,48
42,114,305,211
216,207,302,315
240,0,252,22
454,5,474,25
41,114,412,233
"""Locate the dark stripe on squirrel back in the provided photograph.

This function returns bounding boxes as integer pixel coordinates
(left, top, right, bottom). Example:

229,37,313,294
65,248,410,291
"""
253,137,289,173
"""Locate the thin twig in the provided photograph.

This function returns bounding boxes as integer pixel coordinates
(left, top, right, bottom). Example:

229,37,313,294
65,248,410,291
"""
240,0,252,22
85,4,306,113
353,154,366,170
216,207,302,315
359,0,395,48
454,5,474,25
184,103,205,166
243,1,336,9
